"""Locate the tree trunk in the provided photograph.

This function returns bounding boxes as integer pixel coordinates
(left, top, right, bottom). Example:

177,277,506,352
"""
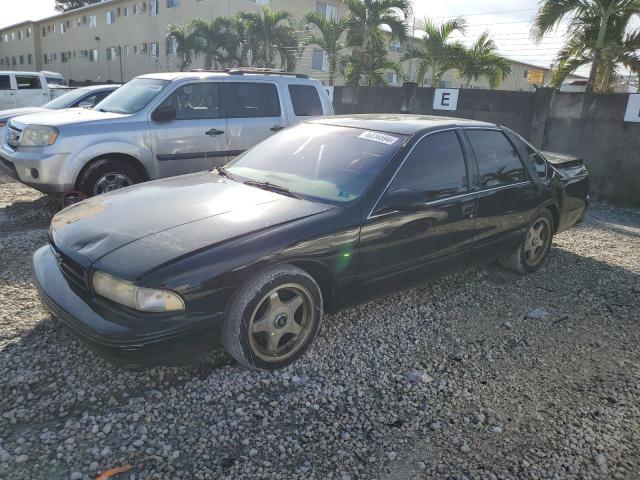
585,50,600,93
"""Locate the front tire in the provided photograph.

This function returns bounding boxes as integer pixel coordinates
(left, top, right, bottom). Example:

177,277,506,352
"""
76,158,141,197
222,264,323,370
499,209,554,274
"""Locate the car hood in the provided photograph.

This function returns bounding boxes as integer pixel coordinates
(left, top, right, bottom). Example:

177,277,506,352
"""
11,107,125,127
0,107,50,122
51,172,335,267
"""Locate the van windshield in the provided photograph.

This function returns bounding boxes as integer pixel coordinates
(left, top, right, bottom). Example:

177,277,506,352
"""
94,78,169,114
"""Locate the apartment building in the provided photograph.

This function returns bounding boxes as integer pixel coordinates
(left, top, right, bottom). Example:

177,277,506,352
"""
0,0,346,84
0,0,583,90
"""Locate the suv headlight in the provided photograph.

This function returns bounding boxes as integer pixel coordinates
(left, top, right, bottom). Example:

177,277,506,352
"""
20,125,59,147
92,271,185,313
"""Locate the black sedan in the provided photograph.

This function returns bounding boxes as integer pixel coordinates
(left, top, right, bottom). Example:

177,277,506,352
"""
33,115,589,370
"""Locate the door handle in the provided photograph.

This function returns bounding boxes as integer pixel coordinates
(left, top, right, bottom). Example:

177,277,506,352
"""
270,125,285,132
205,128,224,137
461,201,475,218
522,189,534,200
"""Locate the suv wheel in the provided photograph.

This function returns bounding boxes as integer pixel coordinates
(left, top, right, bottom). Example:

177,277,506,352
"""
222,264,323,370
77,158,141,197
499,209,554,273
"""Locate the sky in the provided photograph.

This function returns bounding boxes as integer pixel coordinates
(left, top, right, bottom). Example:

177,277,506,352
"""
0,0,632,76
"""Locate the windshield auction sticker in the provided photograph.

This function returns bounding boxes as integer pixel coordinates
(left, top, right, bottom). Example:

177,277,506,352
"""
358,131,399,145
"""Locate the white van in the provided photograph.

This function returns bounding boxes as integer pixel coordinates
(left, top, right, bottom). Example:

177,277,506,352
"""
0,71,51,109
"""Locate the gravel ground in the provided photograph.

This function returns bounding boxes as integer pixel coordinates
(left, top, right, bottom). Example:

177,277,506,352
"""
1,174,639,480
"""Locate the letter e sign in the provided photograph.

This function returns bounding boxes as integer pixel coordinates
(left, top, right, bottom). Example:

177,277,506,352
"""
433,89,459,111
624,94,640,123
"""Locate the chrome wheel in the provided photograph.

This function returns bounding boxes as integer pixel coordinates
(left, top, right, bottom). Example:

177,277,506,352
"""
248,283,315,363
94,172,133,195
524,217,551,267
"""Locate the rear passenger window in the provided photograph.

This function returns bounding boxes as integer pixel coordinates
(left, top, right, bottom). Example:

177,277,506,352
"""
0,75,11,90
466,130,526,188
160,82,220,120
225,83,280,118
288,85,323,116
16,76,41,89
389,130,468,201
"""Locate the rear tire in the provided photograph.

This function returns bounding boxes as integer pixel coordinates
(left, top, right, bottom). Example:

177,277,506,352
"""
76,158,141,197
499,209,554,274
222,264,323,370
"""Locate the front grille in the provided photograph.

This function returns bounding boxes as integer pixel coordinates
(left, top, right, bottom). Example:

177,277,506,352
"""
50,241,88,291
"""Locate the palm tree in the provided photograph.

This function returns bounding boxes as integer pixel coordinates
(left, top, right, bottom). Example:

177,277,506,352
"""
165,24,199,71
303,11,348,85
547,10,640,91
342,45,403,85
457,31,511,89
532,0,640,92
403,17,467,87
190,17,239,70
343,0,411,86
237,8,299,71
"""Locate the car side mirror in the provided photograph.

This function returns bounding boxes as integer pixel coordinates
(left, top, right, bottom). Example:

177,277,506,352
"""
153,105,176,122
375,189,427,214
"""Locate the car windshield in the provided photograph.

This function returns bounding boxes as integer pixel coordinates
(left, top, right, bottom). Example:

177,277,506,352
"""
226,123,407,203
43,88,97,109
94,78,169,114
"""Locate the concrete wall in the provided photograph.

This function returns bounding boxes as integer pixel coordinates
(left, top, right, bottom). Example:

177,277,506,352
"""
333,86,640,206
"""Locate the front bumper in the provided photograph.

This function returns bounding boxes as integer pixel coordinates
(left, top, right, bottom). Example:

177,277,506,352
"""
32,245,224,368
0,143,75,193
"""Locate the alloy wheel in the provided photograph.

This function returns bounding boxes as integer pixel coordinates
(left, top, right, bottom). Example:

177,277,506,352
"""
248,283,315,363
524,217,551,267
94,172,133,195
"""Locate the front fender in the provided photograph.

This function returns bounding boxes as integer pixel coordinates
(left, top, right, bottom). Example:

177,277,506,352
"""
64,140,155,186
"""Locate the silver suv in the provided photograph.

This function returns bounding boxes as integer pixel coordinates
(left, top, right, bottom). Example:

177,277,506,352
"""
0,70,334,196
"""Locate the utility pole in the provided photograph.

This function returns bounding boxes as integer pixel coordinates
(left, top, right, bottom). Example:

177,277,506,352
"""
118,46,124,83
407,16,416,83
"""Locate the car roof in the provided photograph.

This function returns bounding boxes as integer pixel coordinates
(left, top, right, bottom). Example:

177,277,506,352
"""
136,71,318,83
309,114,497,135
76,84,120,91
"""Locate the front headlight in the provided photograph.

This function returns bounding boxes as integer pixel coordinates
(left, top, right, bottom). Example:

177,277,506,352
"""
20,125,59,147
92,271,185,313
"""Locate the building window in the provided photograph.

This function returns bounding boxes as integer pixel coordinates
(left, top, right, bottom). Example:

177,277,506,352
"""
316,1,338,20
18,30,23,40
19,55,24,65
106,47,117,61
166,37,178,55
3,34,8,43
124,7,128,16
27,28,31,38
28,54,32,64
248,0,271,5
150,42,159,58
388,41,401,53
106,11,115,24
311,48,327,71
124,45,130,56
90,49,98,62
89,15,97,28
386,71,398,85
523,69,528,79
11,32,16,41
166,0,179,8
150,0,158,16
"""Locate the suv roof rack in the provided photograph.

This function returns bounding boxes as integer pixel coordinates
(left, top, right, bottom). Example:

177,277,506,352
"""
189,68,308,79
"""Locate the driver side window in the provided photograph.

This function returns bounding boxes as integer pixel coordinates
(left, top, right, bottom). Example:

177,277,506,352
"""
389,130,469,202
160,82,220,120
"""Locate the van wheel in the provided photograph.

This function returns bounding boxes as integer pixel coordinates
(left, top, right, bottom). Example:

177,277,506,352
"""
77,158,141,197
222,264,323,370
499,209,554,274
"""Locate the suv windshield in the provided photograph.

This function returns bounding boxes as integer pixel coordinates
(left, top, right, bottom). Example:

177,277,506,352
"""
94,78,169,114
43,88,96,109
226,123,407,203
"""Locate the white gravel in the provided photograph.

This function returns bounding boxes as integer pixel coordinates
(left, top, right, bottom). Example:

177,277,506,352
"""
1,174,639,479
